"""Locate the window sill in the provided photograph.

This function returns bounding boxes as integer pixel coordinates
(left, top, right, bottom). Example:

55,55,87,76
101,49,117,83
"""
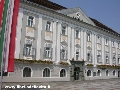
61,34,68,37
26,25,35,29
45,30,52,33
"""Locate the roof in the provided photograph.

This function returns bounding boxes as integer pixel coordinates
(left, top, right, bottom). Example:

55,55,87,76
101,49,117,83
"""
90,18,120,35
25,0,119,36
27,0,66,10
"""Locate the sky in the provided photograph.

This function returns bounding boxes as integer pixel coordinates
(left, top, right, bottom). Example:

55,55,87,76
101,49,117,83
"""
50,0,120,34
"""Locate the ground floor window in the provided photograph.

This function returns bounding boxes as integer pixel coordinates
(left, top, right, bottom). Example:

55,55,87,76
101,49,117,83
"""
60,69,66,77
87,70,91,76
113,70,116,76
23,67,31,77
106,70,109,76
43,68,50,77
97,70,101,76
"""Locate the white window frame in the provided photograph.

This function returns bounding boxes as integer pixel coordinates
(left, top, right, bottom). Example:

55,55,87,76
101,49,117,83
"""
105,38,108,45
59,69,66,77
87,33,91,41
97,51,101,62
87,70,92,77
112,41,115,47
60,46,67,60
76,51,79,60
76,30,79,38
97,35,101,44
44,43,52,58
97,70,101,76
28,16,34,27
113,70,116,76
62,26,66,35
106,70,109,76
42,67,51,77
46,21,51,31
118,58,120,64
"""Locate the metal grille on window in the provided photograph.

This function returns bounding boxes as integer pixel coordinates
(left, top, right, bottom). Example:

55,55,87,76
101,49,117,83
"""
23,67,31,77
43,68,50,77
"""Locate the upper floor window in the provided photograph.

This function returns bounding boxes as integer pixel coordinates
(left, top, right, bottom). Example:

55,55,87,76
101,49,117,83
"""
76,30,79,38
106,52,109,63
113,54,116,64
97,36,101,44
105,38,108,45
76,49,79,60
23,39,36,56
97,51,101,63
118,42,120,48
112,41,115,47
118,58,120,64
60,47,68,60
46,21,51,31
62,26,66,35
28,16,34,27
87,33,91,41
87,52,92,61
44,43,53,58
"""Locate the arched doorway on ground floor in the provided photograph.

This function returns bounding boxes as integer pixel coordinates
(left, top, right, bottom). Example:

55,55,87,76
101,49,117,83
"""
74,67,80,80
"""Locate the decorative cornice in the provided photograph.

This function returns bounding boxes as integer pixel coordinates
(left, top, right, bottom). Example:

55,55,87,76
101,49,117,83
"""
20,1,120,40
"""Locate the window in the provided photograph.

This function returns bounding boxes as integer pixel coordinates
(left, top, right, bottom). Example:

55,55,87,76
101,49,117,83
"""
93,72,96,77
87,70,91,76
76,52,79,60
105,38,108,45
43,68,50,77
62,26,66,35
87,33,91,41
97,51,101,62
113,70,116,76
60,48,67,59
118,58,120,64
60,69,66,77
46,21,51,31
118,42,120,48
106,70,109,76
23,44,32,56
97,70,101,76
76,30,79,38
44,44,53,58
106,52,109,63
87,52,92,61
23,67,31,77
97,36,101,43
113,54,116,64
112,41,115,47
28,16,34,27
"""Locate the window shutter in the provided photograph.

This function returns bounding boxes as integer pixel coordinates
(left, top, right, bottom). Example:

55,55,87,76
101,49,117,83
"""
51,48,53,58
23,44,27,55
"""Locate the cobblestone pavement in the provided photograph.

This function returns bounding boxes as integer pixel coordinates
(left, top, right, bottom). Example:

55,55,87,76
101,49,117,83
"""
2,78,120,90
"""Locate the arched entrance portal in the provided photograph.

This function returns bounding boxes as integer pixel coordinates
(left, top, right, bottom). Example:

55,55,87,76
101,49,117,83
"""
74,67,80,80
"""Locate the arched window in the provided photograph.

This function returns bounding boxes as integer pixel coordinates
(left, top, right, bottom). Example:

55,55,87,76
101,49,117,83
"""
97,70,101,76
106,70,109,76
113,70,116,76
87,70,91,76
23,67,31,77
60,69,66,77
43,68,50,77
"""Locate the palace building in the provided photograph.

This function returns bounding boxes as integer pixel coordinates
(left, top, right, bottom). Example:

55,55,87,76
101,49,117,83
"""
2,0,120,82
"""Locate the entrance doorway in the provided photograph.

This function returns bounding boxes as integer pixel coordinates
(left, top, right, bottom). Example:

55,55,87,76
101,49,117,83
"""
74,67,80,80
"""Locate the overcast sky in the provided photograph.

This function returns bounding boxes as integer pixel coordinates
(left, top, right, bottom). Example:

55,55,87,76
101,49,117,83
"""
50,0,120,34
